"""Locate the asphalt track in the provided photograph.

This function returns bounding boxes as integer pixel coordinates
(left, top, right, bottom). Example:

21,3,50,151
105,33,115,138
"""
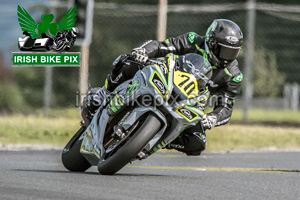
1,149,300,200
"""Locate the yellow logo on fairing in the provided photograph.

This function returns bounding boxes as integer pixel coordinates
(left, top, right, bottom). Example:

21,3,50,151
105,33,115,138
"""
173,70,199,99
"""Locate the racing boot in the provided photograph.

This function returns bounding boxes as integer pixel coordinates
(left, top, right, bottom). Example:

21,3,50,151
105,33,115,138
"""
165,131,206,156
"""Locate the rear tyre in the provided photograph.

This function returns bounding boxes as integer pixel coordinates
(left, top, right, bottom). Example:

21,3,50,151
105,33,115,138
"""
61,127,92,172
98,113,161,175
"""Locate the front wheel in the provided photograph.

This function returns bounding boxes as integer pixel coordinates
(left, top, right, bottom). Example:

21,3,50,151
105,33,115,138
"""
61,127,92,172
98,113,161,175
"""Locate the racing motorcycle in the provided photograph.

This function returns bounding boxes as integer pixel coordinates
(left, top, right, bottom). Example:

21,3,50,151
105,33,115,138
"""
62,53,211,175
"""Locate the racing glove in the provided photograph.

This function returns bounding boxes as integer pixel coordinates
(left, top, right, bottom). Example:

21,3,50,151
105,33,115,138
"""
131,47,148,64
201,114,217,130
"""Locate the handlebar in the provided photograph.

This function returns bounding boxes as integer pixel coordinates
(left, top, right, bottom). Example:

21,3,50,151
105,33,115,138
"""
126,54,160,67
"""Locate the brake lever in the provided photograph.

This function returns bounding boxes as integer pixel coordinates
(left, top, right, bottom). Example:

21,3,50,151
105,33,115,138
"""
145,58,162,66
127,54,160,67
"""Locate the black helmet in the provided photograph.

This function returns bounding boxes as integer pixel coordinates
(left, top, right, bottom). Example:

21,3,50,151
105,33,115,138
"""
205,19,243,68
176,53,212,91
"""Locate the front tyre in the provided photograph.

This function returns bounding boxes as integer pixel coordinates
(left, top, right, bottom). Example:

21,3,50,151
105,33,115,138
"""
61,127,92,172
98,113,161,175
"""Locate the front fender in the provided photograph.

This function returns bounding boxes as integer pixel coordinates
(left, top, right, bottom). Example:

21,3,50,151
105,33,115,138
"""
121,106,167,151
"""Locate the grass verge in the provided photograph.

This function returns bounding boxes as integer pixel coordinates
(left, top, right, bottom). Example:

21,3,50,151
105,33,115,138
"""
231,108,300,125
0,108,300,150
206,124,300,151
0,108,80,145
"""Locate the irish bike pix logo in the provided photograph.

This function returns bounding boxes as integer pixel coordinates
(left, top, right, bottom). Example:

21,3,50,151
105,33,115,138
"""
12,5,81,67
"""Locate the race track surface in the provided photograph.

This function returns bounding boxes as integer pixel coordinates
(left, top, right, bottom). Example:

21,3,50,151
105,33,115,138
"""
1,150,300,200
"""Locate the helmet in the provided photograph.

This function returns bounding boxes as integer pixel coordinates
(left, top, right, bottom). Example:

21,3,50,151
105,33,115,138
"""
176,53,212,91
71,27,79,37
205,19,243,68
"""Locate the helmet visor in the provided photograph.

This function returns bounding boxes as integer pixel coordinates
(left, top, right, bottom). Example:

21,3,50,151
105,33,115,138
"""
213,43,241,62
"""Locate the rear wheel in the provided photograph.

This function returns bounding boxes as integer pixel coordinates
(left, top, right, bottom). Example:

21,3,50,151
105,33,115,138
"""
98,113,161,175
61,127,92,172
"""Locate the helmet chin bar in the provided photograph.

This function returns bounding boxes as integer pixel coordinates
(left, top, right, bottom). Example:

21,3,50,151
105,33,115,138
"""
205,40,231,69
205,41,226,69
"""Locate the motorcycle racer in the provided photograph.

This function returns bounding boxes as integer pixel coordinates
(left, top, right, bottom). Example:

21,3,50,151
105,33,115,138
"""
52,27,78,51
82,19,243,156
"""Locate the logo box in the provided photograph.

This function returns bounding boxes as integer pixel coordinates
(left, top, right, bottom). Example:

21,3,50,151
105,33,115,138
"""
12,52,81,67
